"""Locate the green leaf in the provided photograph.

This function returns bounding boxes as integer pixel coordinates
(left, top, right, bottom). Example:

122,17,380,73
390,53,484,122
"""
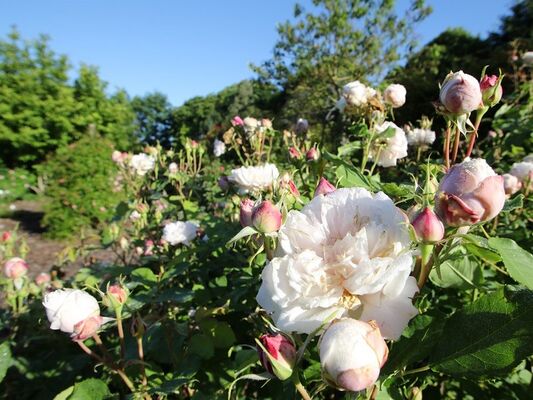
502,194,524,213
148,377,191,395
0,341,12,384
189,334,214,359
335,164,372,190
212,322,236,349
226,226,257,246
67,378,110,400
53,387,74,400
430,248,483,289
489,237,533,289
131,267,158,284
430,287,533,376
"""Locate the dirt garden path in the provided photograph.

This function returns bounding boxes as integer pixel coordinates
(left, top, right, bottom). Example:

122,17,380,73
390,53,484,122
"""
0,200,115,279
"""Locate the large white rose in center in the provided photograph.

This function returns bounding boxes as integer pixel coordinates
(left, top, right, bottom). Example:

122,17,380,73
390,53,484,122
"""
257,188,418,340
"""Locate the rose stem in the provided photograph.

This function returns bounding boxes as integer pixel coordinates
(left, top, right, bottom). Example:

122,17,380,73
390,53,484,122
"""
451,126,461,163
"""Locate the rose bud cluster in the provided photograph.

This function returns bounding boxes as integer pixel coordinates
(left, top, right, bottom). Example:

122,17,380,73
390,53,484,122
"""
435,158,506,227
4,257,28,279
252,200,282,233
256,333,297,381
411,207,445,243
439,71,483,115
43,289,109,341
383,83,406,108
314,177,336,197
319,319,388,392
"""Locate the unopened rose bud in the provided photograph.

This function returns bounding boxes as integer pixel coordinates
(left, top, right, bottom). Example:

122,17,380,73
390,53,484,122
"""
2,231,12,241
295,118,309,134
4,257,28,279
231,116,244,127
218,176,230,191
306,147,320,162
144,239,154,256
43,289,107,341
35,272,51,286
261,118,273,129
383,84,406,108
480,74,503,107
439,71,483,115
503,173,522,195
239,199,255,228
288,147,301,159
435,158,506,226
320,319,388,392
256,333,296,381
169,162,178,174
106,284,129,309
411,207,445,243
252,201,282,233
314,177,336,197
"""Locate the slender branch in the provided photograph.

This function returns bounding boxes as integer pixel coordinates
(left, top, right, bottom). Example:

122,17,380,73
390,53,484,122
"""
116,314,126,358
451,126,460,163
465,112,483,159
444,125,451,170
137,336,148,388
292,373,312,400
402,365,430,376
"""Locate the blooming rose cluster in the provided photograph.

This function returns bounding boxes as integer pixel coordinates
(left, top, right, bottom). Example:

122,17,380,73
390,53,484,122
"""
228,163,280,192
257,187,418,340
162,221,199,245
369,122,408,167
129,153,155,176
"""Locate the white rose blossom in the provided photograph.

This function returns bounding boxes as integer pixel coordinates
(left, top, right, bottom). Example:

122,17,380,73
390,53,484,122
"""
383,84,406,108
369,122,408,167
228,163,280,193
43,289,110,340
257,188,418,340
406,128,436,148
162,221,199,245
129,153,155,176
342,81,376,108
213,139,226,157
510,159,533,185
243,117,259,137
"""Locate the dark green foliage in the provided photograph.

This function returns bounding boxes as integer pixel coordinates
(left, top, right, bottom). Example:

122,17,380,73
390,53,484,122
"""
38,134,124,238
131,92,174,146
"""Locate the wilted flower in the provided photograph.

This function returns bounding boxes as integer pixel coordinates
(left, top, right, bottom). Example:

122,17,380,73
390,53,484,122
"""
503,174,522,195
314,177,336,197
406,128,436,148
252,201,282,233
342,81,376,107
522,51,533,66
130,153,155,176
4,257,28,279
257,188,418,339
411,208,445,243
320,319,388,392
239,199,255,228
439,71,483,115
383,84,406,108
213,139,226,157
435,158,506,226
369,122,408,167
43,289,107,341
162,221,199,245
295,118,309,134
257,333,297,381
228,163,280,192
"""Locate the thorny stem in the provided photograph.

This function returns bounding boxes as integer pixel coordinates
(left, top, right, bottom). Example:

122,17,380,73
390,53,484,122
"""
292,373,312,400
116,312,126,358
465,112,484,159
417,244,435,289
451,126,461,163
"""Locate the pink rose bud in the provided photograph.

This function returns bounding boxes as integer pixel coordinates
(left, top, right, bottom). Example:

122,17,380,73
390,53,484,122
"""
439,71,483,115
320,319,388,392
144,239,154,256
288,180,300,197
107,284,129,305
2,231,12,241
503,173,522,195
306,147,320,162
35,272,51,286
190,140,199,148
261,118,273,129
383,84,407,108
252,200,282,233
314,177,336,197
480,74,503,107
239,199,255,228
288,147,301,159
4,257,28,279
411,207,445,243
111,150,123,163
256,333,297,381
295,118,309,134
435,158,506,226
231,116,244,126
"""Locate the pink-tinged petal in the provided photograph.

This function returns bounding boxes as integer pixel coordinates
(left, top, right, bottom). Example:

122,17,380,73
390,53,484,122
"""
470,175,506,221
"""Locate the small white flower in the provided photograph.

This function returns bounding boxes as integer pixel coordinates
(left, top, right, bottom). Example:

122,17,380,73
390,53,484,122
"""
407,128,436,148
168,162,178,174
162,221,199,245
257,187,418,340
130,210,141,221
213,139,226,157
383,84,406,108
369,122,408,167
503,173,522,195
130,153,155,176
9,204,16,211
510,160,533,186
342,81,376,107
228,163,280,192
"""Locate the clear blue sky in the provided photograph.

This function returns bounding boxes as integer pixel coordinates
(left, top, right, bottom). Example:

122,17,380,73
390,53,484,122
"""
0,0,514,106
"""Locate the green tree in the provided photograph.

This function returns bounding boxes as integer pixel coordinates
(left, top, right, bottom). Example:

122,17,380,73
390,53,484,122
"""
131,92,174,146
252,0,431,135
